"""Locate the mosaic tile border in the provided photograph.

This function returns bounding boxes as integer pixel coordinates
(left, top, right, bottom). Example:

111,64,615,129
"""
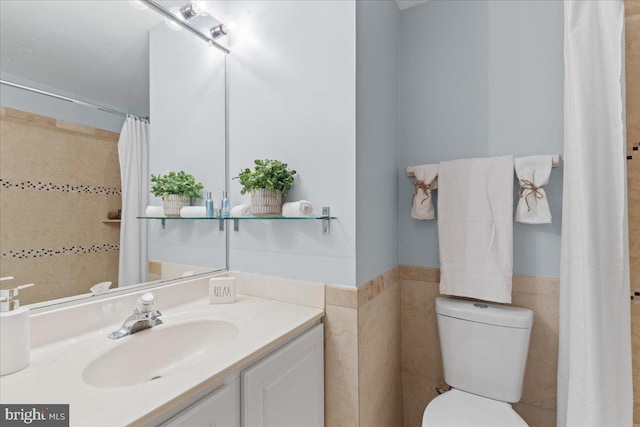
2,243,119,259
628,140,639,160
0,178,121,196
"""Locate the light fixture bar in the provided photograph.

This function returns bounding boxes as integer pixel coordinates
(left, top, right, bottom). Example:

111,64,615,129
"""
142,0,230,54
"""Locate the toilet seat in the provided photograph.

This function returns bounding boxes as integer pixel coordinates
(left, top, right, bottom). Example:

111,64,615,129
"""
422,389,528,427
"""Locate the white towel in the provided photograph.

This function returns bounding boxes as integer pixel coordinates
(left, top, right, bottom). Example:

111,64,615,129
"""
180,206,206,218
145,206,166,217
410,164,438,220
282,200,314,217
437,156,514,303
514,155,553,224
230,204,252,217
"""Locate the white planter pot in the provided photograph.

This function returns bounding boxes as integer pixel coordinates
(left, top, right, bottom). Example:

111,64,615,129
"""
251,189,283,216
163,195,191,217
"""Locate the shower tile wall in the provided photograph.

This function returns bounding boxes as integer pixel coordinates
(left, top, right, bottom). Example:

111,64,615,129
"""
626,0,640,423
0,107,121,304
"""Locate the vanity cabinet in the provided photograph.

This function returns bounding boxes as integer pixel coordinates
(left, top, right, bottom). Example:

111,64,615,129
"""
242,323,324,427
158,323,323,427
161,377,240,427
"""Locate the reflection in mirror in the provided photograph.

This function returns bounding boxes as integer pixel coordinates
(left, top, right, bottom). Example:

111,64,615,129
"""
0,1,228,308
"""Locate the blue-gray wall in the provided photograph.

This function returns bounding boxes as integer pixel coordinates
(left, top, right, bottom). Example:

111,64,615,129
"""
0,73,125,133
398,0,564,277
356,0,400,286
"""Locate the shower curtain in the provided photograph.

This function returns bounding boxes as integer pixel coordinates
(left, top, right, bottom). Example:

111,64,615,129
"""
558,1,632,426
117,117,149,287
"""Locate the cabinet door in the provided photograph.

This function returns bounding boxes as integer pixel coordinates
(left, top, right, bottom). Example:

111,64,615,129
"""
161,377,240,427
242,324,324,427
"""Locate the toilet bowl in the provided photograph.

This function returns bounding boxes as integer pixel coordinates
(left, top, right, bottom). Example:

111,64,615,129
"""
422,297,534,427
422,389,528,427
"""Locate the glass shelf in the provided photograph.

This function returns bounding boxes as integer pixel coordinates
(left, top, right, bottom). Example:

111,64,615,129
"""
137,216,336,220
137,207,335,235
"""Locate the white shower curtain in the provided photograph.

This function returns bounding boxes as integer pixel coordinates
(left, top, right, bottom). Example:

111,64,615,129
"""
558,1,632,426
117,117,149,287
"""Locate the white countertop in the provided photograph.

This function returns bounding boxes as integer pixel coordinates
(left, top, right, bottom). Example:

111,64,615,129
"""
0,295,324,427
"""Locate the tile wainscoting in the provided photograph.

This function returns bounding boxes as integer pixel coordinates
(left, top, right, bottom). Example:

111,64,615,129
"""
325,266,559,427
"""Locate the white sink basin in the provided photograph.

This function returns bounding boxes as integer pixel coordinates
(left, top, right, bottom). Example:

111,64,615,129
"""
82,320,239,388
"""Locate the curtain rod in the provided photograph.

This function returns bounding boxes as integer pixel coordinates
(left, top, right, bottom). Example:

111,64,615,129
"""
0,79,148,122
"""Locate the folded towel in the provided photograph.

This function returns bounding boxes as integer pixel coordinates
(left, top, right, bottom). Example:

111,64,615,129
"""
145,205,166,217
410,164,439,220
438,156,514,303
230,204,253,217
282,200,314,217
180,206,206,218
514,155,553,224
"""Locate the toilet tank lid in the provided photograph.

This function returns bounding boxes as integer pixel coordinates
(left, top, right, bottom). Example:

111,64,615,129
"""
435,297,533,329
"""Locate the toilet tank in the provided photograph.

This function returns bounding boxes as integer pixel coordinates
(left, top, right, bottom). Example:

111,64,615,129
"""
435,297,534,403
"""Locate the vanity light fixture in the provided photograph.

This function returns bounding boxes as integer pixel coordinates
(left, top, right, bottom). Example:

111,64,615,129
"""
210,24,228,39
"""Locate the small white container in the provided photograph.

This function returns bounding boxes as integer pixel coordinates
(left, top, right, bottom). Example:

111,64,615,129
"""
0,280,34,376
1,307,30,376
209,277,236,304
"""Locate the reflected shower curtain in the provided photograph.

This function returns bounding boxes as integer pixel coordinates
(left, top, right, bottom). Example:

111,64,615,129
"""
117,117,149,287
558,1,632,426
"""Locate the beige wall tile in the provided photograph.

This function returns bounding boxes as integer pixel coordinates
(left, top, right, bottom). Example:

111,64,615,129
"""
149,261,162,276
399,272,559,424
402,371,435,427
324,304,359,427
397,264,439,282
326,284,357,309
1,117,75,183
627,0,640,17
400,279,443,379
358,271,403,427
3,107,56,127
627,2,640,422
512,278,559,411
0,255,71,305
1,108,122,305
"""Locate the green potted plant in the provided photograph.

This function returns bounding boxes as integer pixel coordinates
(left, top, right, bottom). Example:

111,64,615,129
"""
150,171,204,217
234,159,297,216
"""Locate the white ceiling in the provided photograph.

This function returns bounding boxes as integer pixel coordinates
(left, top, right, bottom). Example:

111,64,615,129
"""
396,0,428,11
0,1,163,113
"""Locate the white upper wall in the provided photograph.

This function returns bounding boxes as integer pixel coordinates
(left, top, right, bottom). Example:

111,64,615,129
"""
227,0,357,286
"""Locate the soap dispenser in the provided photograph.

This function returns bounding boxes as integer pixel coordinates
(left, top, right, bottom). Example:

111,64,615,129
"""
0,277,34,376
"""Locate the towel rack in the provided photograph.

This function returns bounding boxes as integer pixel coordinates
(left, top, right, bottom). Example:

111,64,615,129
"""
406,154,561,177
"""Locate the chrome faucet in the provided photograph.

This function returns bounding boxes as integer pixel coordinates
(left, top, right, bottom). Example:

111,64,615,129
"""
108,292,163,340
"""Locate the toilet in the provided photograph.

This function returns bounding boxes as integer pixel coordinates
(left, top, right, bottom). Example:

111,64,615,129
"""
422,297,534,427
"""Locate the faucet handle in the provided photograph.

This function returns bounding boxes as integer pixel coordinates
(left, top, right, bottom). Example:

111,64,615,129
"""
137,292,157,313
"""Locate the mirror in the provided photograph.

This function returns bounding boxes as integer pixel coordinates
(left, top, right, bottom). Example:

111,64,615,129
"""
0,0,228,307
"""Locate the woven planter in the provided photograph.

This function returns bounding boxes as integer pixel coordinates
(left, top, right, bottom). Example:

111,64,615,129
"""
163,195,191,217
251,189,283,216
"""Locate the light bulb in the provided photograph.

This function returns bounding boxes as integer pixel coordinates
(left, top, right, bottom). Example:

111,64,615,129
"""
210,24,228,39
